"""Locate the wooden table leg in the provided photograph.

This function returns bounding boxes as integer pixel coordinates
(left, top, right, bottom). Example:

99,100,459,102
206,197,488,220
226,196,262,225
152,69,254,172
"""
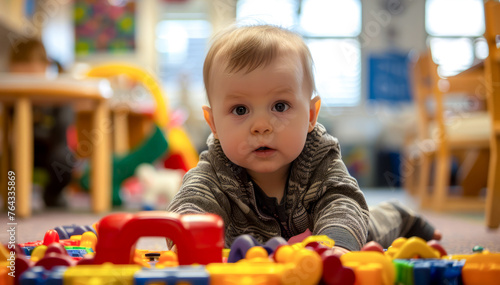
90,100,111,213
113,109,129,155
1,105,10,210
486,134,500,229
13,98,32,218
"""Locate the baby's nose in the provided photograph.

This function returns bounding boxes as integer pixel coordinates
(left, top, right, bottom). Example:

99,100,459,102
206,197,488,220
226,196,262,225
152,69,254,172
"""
250,116,273,135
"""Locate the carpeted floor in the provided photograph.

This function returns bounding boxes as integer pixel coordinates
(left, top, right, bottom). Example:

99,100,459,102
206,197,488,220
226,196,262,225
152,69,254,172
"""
1,189,499,254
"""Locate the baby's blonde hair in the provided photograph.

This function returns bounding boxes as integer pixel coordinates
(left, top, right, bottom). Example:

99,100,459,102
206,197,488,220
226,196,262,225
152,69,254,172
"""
203,25,316,99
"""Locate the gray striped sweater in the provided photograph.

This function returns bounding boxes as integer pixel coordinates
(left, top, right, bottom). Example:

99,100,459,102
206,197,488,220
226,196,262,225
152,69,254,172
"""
167,123,370,251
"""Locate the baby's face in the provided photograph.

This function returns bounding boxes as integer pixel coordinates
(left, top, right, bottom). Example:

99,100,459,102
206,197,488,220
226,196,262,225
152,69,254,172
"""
204,52,318,177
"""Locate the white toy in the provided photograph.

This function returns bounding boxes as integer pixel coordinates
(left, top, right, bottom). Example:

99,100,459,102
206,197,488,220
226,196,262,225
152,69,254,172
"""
135,163,184,210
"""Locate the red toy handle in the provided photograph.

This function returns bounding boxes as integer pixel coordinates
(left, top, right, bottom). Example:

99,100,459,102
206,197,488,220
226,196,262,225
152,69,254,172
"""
92,211,224,265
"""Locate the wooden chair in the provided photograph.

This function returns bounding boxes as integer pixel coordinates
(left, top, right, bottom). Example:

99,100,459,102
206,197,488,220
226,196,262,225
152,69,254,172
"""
484,0,500,229
411,51,491,212
404,53,434,196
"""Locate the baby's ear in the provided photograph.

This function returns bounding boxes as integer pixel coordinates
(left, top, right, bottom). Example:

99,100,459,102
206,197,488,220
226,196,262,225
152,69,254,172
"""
308,96,321,132
202,105,218,139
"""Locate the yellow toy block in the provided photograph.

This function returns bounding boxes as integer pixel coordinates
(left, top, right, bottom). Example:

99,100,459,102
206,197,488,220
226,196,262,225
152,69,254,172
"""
385,237,440,259
343,262,384,285
276,245,322,285
206,262,284,285
341,251,395,285
63,263,141,285
30,245,48,263
462,252,500,285
207,245,322,285
291,235,335,250
80,231,97,251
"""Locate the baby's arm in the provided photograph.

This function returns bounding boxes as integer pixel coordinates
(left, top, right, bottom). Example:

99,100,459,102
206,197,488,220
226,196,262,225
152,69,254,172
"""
311,158,370,252
166,167,229,222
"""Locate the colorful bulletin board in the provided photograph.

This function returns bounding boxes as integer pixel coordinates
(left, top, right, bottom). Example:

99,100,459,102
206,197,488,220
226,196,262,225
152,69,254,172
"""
74,0,136,55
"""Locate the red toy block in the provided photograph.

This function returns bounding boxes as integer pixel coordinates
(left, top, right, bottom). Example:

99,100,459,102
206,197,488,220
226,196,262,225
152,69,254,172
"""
35,252,76,270
92,211,224,266
43,230,60,246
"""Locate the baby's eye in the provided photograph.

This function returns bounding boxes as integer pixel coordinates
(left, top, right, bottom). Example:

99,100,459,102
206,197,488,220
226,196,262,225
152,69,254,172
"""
272,102,290,112
231,106,248,116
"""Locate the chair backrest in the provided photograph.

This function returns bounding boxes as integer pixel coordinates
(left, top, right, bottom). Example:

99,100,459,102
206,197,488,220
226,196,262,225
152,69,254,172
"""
412,52,433,142
411,47,490,155
484,0,500,125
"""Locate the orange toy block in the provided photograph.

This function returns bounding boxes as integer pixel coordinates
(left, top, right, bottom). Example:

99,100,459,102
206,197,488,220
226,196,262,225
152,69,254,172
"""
462,252,500,285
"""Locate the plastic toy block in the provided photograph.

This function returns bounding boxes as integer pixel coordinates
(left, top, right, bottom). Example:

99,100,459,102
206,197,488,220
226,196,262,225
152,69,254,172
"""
393,260,413,285
361,241,384,253
228,235,286,263
42,230,59,246
462,252,500,285
62,263,141,284
65,247,93,258
45,243,67,256
274,245,322,285
385,237,440,259
53,224,96,240
22,246,36,256
341,251,395,285
0,264,13,285
413,260,463,285
157,251,180,268
19,266,66,285
349,263,384,285
427,240,447,257
30,246,47,263
291,235,335,250
92,212,224,266
228,235,262,263
246,246,269,260
79,232,97,251
394,259,464,285
15,255,34,284
206,262,284,285
134,266,210,285
320,250,355,285
34,252,75,270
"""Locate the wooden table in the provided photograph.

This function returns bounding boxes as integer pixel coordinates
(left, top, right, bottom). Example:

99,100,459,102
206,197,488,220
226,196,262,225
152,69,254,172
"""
0,74,112,217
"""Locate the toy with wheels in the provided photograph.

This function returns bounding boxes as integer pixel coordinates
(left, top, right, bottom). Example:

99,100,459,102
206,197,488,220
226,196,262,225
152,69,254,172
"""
78,63,198,206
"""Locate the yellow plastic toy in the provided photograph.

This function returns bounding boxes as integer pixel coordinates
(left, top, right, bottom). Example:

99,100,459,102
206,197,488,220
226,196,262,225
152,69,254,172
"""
63,263,141,284
290,235,335,250
385,237,440,260
86,63,199,170
341,251,395,285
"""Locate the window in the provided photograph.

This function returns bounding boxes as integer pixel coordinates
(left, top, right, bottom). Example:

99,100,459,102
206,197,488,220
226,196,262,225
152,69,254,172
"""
425,0,486,76
156,17,212,109
237,0,362,107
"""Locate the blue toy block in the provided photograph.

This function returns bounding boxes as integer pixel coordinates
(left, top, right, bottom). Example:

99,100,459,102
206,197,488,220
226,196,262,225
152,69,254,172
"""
395,259,465,285
19,266,66,285
54,224,95,239
22,246,36,256
134,266,210,285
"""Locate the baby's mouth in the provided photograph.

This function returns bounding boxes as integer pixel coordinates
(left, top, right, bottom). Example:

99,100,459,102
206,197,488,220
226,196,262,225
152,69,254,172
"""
255,146,272,151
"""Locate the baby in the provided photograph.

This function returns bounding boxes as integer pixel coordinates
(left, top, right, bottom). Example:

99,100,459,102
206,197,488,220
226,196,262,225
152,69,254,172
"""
167,25,440,254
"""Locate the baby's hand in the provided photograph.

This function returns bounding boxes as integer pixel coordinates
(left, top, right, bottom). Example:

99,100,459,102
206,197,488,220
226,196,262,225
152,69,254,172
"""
329,246,350,257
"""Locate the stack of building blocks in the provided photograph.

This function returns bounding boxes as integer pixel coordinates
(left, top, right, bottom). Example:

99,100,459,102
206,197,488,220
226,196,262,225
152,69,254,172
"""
1,211,499,285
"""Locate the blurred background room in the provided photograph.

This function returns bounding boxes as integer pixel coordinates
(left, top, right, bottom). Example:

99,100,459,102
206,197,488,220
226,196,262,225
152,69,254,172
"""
0,0,499,252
